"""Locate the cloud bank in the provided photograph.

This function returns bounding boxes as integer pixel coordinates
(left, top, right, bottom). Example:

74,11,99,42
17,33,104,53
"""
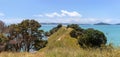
0,10,119,24
34,10,82,18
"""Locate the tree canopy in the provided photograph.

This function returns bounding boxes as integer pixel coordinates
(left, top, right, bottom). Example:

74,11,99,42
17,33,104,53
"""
69,24,107,48
0,20,47,52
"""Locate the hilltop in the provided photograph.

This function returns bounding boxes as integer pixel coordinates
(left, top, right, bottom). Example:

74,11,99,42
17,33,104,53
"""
40,26,82,57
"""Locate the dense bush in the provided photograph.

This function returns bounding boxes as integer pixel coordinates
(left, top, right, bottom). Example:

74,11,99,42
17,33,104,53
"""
68,24,84,38
67,24,79,29
34,40,47,50
70,27,84,38
47,24,62,36
57,24,62,28
69,24,107,48
78,28,107,48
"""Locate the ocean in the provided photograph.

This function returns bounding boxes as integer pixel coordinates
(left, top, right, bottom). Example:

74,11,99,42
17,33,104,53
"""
40,25,120,46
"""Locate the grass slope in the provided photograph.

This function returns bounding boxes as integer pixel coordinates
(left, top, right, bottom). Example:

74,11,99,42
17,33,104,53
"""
40,26,82,57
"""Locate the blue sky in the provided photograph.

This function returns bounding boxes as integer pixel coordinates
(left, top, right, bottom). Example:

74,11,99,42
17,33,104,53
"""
0,0,120,24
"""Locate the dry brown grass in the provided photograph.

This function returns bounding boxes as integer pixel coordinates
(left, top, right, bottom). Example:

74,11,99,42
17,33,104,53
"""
0,47,120,57
0,52,45,57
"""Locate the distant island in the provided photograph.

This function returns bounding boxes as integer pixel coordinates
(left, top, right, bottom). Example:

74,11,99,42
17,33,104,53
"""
41,22,120,25
115,23,120,25
94,22,111,25
41,23,90,25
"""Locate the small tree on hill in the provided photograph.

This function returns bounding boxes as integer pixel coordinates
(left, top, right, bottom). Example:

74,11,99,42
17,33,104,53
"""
67,24,79,29
78,28,107,48
48,24,62,36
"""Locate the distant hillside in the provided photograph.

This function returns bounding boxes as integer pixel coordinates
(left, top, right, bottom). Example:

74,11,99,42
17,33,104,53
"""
94,22,111,25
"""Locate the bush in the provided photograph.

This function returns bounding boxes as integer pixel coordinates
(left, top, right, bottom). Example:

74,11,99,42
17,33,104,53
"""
67,24,79,29
70,29,83,38
57,24,62,28
70,25,84,38
78,28,107,48
49,24,62,36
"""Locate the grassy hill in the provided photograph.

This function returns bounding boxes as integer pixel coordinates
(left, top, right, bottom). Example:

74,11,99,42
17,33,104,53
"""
0,26,120,57
40,26,81,57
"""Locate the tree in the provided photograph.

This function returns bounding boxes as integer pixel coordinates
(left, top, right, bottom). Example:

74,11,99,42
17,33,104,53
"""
68,24,107,48
78,28,107,48
57,24,62,28
6,24,22,52
6,19,47,52
49,24,62,36
0,33,8,52
69,25,84,38
34,40,47,50
18,19,44,52
67,24,79,29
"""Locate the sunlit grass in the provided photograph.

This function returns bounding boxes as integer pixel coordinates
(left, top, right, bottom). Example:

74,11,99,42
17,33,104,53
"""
0,52,45,57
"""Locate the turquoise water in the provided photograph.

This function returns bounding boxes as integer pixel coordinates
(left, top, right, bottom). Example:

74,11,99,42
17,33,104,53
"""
40,25,120,46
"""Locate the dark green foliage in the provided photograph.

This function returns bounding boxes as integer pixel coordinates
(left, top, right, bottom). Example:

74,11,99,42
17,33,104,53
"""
0,19,48,52
48,24,62,36
70,30,78,38
0,34,8,43
78,28,107,48
67,24,79,29
34,40,47,50
70,25,84,38
69,24,107,48
57,24,62,28
0,34,8,52
50,27,58,35
45,32,51,36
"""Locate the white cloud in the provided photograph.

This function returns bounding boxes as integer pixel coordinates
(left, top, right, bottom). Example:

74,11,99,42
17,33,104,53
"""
45,12,61,17
34,10,82,18
61,10,81,17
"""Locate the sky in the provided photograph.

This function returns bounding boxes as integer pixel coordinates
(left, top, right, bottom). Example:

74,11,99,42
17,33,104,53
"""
0,0,120,24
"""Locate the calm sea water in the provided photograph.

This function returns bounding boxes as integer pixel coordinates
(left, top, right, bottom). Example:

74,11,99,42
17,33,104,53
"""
40,25,120,46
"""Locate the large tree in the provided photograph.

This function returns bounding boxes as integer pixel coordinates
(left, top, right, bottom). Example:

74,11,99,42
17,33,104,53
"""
19,20,43,51
6,19,47,52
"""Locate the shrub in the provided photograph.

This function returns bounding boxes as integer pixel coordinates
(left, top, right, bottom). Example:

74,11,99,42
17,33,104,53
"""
78,28,107,48
67,24,79,29
70,25,84,38
49,24,62,36
57,24,62,28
